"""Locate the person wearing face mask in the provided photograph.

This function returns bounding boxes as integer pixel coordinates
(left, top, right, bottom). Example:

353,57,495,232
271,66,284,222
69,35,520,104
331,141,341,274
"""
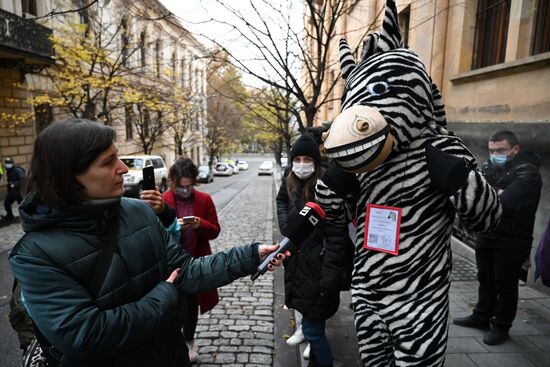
453,130,542,345
1,157,26,224
141,157,220,363
276,134,353,367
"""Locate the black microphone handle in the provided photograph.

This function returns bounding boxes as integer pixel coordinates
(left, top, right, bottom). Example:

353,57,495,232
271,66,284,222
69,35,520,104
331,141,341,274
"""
250,237,291,281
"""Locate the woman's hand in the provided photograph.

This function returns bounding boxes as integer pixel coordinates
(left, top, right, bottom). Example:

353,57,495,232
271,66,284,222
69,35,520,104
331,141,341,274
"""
140,189,165,214
166,268,181,283
177,217,201,230
259,244,291,271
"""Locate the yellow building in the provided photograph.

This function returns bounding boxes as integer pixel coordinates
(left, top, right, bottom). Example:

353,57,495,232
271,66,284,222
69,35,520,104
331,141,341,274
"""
311,0,549,283
0,0,209,199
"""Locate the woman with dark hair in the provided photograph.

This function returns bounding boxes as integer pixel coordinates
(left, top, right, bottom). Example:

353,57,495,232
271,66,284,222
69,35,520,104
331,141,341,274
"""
276,134,353,367
9,119,288,367
141,157,220,362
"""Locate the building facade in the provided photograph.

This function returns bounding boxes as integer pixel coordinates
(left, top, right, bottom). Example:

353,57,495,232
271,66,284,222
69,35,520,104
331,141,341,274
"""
0,0,209,197
310,0,549,283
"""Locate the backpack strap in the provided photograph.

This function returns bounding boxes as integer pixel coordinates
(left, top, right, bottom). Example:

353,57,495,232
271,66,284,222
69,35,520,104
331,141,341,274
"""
88,204,120,297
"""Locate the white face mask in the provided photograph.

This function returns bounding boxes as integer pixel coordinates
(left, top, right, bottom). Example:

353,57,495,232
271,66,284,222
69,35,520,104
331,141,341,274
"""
292,162,315,180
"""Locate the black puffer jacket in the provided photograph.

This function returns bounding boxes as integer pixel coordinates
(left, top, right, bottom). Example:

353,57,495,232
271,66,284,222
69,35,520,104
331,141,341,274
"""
479,151,542,246
276,171,353,321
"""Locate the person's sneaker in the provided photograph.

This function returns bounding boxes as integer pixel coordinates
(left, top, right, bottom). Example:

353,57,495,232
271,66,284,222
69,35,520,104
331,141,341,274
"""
303,343,310,360
483,327,509,345
186,341,199,363
286,325,305,346
452,314,490,330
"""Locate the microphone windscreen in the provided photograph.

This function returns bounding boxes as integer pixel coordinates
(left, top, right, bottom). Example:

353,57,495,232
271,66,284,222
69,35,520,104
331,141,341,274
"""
284,202,325,244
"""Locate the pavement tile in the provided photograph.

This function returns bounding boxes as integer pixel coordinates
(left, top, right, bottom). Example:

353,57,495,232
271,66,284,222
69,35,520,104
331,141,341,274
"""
444,354,477,367
473,336,541,353
526,335,550,350
523,352,550,367
448,324,488,337
446,337,488,353
468,353,537,367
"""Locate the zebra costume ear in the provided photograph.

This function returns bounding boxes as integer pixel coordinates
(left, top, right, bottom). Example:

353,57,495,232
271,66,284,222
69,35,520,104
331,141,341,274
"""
339,38,356,80
361,0,402,60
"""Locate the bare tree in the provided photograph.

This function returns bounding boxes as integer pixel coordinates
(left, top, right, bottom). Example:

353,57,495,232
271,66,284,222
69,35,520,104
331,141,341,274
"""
206,59,247,166
186,0,368,129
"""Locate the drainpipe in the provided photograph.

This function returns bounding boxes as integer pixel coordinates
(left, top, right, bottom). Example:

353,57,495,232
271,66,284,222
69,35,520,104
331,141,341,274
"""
430,0,450,92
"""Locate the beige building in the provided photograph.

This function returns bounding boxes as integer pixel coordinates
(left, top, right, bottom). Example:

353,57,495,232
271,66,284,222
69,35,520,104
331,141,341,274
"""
310,0,549,283
0,0,209,197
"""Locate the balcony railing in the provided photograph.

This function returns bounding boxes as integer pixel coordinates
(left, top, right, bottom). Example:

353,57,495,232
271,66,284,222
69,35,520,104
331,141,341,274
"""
0,8,52,62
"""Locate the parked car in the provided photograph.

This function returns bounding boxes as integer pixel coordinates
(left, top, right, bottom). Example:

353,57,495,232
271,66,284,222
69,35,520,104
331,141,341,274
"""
198,165,214,183
120,155,168,197
236,160,249,170
213,162,233,176
258,160,274,176
228,163,239,174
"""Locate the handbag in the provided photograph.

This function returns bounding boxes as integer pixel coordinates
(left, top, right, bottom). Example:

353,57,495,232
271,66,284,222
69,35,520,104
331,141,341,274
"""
21,205,120,367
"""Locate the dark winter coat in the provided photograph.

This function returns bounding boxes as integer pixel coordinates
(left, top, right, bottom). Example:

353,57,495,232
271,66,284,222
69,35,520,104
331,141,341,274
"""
479,151,542,246
6,165,25,193
276,170,353,321
9,194,260,367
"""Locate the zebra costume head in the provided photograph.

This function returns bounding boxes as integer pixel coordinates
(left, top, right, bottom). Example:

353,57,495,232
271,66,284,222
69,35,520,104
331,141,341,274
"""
323,0,447,173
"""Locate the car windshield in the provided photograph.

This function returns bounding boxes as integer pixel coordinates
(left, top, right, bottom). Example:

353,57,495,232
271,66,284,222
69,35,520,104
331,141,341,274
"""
260,161,273,168
198,166,209,172
122,158,144,169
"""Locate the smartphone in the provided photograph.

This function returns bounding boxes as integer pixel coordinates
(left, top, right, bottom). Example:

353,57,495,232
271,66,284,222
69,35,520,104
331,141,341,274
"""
142,166,156,190
182,216,195,223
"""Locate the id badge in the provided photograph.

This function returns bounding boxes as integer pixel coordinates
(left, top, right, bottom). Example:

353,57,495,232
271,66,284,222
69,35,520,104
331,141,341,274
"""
363,204,402,255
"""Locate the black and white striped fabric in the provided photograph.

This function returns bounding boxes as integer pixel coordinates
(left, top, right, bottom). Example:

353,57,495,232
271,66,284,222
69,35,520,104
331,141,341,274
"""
316,1,501,366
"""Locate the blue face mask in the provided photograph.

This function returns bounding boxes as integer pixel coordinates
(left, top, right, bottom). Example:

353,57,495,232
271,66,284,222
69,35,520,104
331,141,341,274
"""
490,154,507,166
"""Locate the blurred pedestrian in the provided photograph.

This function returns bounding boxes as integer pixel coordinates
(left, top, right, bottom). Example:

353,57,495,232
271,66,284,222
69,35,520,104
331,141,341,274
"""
141,157,220,363
1,157,25,223
276,134,353,367
535,217,550,287
9,118,288,367
453,130,542,345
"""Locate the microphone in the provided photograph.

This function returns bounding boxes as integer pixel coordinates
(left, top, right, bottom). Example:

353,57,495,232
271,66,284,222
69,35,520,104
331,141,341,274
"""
251,201,325,281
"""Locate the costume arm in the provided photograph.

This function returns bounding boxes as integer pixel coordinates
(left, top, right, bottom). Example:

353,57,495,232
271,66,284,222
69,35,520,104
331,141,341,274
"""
427,138,502,232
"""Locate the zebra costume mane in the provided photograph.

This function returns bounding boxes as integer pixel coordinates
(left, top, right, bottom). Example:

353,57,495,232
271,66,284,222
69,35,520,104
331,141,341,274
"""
323,0,448,173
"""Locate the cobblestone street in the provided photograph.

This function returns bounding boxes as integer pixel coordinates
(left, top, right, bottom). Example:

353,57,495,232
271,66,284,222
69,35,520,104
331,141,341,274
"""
193,175,276,366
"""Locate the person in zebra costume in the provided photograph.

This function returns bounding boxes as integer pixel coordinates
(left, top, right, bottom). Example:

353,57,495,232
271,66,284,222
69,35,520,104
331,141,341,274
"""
314,1,502,366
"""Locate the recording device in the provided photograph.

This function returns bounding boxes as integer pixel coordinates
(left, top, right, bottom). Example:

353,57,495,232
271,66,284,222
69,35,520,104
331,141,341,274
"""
142,166,156,190
250,202,325,281
182,216,195,223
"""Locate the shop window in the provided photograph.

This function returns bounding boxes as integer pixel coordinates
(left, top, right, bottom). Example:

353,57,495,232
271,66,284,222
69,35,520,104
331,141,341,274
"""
472,0,511,69
531,0,550,55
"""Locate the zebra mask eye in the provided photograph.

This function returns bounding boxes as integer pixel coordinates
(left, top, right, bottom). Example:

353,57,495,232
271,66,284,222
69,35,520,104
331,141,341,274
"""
366,81,389,96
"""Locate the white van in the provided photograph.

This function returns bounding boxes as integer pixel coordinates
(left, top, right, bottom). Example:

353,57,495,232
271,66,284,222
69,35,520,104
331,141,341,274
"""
120,155,168,197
